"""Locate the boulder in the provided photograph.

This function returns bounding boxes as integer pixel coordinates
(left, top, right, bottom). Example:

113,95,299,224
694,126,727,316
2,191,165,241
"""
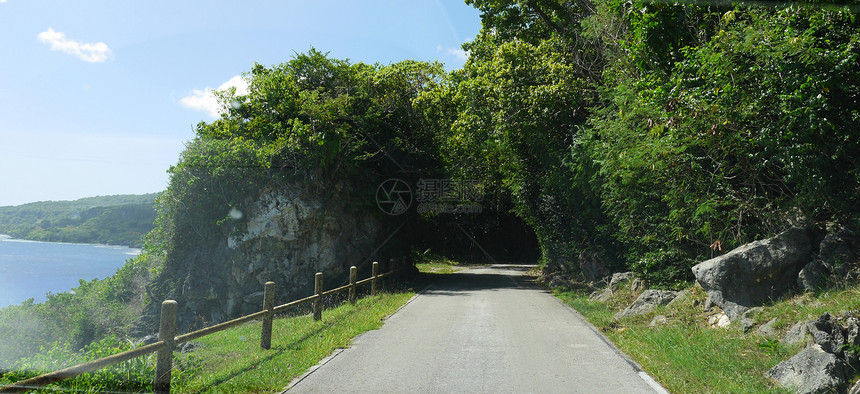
797,260,829,292
589,287,613,302
614,289,679,319
649,315,668,327
845,316,860,368
766,344,848,394
609,272,635,290
579,249,611,283
754,318,780,338
806,313,847,357
708,312,731,328
819,225,858,278
784,321,812,347
691,227,814,320
630,278,646,293
667,290,692,309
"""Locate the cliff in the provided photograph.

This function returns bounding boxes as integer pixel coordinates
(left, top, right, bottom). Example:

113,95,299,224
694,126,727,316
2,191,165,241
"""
141,182,390,332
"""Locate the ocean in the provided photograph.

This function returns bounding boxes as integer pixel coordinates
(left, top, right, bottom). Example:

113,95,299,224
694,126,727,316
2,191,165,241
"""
0,235,140,309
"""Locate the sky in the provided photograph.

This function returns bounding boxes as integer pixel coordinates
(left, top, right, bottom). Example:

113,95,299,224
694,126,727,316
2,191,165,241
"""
0,0,482,207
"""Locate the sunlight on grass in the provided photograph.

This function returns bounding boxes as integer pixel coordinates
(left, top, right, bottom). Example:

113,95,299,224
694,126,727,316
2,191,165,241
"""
556,290,808,393
415,262,467,274
173,292,414,393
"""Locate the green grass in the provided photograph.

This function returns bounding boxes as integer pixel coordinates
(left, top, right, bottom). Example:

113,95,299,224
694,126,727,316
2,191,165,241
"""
172,292,414,393
552,283,860,393
415,262,467,274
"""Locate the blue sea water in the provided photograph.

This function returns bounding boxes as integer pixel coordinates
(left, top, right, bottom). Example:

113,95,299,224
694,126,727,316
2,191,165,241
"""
0,234,139,309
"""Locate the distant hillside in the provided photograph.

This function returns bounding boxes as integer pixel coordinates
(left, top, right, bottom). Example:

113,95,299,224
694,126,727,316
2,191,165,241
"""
0,194,158,247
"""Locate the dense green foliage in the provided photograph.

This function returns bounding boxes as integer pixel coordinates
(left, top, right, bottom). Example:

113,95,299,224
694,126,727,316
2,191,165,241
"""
0,335,199,392
0,194,157,247
148,51,448,261
3,0,860,388
425,0,860,286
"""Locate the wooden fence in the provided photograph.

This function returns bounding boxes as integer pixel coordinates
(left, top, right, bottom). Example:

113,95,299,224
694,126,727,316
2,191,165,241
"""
0,260,400,393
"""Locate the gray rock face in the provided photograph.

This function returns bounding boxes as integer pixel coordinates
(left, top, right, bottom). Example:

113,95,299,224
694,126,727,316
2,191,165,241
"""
609,272,635,290
845,315,860,368
766,344,847,394
807,313,847,357
798,260,829,292
579,250,611,283
691,227,813,320
755,318,780,338
784,321,812,346
144,185,388,332
819,225,858,277
589,287,613,302
614,290,680,319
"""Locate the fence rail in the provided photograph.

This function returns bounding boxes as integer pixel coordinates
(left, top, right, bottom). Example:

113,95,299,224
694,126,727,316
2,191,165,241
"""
0,260,400,393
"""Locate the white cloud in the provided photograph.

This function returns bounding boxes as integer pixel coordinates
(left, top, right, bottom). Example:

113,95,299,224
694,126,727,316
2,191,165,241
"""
437,45,468,62
37,28,112,63
180,75,249,119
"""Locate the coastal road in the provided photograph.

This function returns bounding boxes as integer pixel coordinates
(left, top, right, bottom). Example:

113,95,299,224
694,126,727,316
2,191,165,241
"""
283,265,668,393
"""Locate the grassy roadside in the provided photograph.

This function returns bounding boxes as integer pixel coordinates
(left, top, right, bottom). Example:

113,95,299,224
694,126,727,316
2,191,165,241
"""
552,283,860,393
171,292,415,393
415,261,469,274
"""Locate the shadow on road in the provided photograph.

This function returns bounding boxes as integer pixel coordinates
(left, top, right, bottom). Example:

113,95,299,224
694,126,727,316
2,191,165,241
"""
420,265,543,296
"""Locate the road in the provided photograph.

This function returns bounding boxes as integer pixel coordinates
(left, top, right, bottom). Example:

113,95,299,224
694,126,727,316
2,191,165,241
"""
284,265,668,393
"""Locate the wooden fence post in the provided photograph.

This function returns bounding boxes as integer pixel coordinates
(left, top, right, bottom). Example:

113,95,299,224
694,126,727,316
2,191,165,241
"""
313,272,323,321
155,300,177,394
349,266,357,305
260,281,275,350
389,257,397,286
371,261,379,296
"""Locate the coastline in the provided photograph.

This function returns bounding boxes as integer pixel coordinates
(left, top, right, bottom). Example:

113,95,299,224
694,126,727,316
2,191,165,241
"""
0,233,142,254
0,237,140,308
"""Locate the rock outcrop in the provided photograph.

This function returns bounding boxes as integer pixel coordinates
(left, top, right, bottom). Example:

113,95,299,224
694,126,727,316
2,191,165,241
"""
766,344,848,393
768,312,860,393
614,289,680,319
691,227,814,320
142,185,392,332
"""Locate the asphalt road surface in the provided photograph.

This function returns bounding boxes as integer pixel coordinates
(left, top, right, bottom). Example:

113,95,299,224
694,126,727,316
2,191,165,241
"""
284,265,668,393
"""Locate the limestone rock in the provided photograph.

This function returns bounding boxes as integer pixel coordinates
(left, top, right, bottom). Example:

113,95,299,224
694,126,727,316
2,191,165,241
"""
691,227,814,321
630,278,646,293
142,184,388,332
589,287,613,302
667,290,692,309
754,318,780,338
798,260,829,292
819,225,858,279
614,289,679,319
766,344,848,394
845,316,860,368
609,272,635,290
806,313,846,357
784,321,812,347
649,315,668,327
708,312,731,328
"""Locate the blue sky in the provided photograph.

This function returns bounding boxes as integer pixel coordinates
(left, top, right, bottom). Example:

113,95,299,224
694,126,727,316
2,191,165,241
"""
0,0,481,207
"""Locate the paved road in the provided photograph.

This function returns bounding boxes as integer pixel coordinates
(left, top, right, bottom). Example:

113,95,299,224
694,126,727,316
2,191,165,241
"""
284,265,667,393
